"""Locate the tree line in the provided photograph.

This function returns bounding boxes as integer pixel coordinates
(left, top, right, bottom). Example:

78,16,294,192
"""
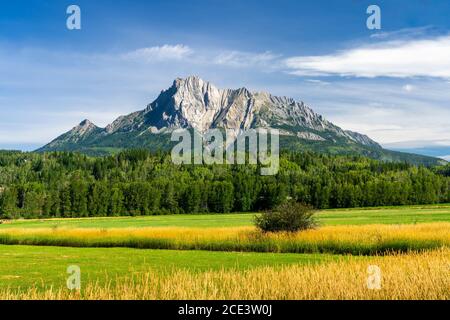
0,149,449,219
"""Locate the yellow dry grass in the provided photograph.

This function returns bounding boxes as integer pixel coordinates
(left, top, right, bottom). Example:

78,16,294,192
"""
0,223,449,254
1,249,449,300
2,222,449,241
0,225,252,240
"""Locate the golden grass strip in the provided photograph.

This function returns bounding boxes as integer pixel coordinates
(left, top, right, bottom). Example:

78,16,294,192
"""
0,223,449,254
1,249,449,300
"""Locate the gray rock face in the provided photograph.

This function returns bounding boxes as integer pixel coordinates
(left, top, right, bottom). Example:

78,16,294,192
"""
97,76,379,147
42,76,381,149
297,132,326,142
73,119,98,137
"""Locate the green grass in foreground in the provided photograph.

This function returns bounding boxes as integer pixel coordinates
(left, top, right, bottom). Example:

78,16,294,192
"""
0,245,338,290
1,204,450,229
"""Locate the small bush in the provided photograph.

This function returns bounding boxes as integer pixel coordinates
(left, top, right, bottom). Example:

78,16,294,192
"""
254,202,318,233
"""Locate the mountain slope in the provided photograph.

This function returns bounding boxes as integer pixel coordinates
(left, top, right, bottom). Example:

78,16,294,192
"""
37,76,444,166
43,119,104,150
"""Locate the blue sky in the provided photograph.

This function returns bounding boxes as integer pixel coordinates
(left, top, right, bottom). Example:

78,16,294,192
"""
1,0,450,158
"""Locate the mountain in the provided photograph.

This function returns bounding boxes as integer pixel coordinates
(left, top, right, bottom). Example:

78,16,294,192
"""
38,76,445,166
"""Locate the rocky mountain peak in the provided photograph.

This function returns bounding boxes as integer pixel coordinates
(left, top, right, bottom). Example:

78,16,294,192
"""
79,119,94,127
37,76,445,166
100,76,381,146
40,76,383,151
73,119,98,136
174,75,205,88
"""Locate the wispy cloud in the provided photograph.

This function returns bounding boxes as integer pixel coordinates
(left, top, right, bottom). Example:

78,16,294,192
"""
213,51,280,68
123,44,193,62
284,35,450,79
305,79,330,85
122,46,280,70
369,26,435,40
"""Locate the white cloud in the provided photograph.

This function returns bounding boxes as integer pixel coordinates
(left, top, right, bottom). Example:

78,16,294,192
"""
214,51,280,68
122,46,280,71
369,26,433,40
123,44,193,62
284,35,450,78
305,79,330,85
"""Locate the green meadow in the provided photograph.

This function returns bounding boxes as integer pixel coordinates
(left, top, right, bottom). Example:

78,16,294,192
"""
0,245,339,290
1,204,450,230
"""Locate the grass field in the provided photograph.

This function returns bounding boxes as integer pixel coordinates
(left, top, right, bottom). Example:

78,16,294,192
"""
2,249,448,300
1,204,450,229
0,245,339,290
0,204,449,300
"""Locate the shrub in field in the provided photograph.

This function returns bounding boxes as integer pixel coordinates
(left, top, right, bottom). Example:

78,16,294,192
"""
254,202,318,233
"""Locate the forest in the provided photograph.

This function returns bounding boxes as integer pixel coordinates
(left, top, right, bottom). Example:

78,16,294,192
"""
0,149,449,219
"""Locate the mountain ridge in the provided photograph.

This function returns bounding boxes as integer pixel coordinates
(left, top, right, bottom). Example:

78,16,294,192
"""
38,76,445,166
